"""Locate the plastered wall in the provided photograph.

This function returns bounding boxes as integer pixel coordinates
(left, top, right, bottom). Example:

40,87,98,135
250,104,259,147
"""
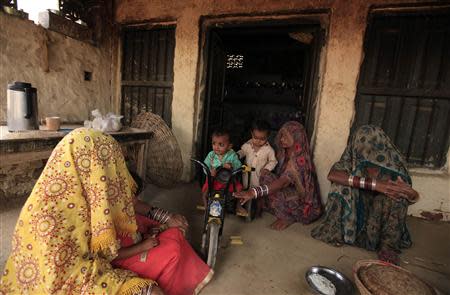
0,11,116,203
0,12,113,123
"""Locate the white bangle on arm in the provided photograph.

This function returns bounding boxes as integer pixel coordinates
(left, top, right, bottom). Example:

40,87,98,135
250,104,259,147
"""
251,188,258,199
147,207,171,224
252,185,269,199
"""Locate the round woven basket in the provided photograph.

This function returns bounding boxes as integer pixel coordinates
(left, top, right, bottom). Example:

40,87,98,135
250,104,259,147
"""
353,260,440,295
131,112,183,188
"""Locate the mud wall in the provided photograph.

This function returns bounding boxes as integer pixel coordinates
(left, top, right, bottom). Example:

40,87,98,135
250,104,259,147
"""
0,11,114,204
115,0,449,220
0,11,113,123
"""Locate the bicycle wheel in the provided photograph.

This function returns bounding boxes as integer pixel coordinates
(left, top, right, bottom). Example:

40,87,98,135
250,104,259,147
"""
206,222,220,268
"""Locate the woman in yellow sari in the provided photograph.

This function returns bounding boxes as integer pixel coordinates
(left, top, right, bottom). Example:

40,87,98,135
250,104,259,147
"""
0,128,211,295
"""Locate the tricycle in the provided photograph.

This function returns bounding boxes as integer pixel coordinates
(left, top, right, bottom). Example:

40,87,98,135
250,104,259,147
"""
191,159,253,268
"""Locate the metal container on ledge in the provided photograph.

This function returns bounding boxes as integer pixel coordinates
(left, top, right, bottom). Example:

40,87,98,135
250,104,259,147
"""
7,81,39,132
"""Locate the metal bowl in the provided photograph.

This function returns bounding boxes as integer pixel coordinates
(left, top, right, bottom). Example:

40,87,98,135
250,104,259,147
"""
305,266,355,295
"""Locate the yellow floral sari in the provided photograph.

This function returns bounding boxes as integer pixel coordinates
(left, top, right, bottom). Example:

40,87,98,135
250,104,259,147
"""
0,128,154,294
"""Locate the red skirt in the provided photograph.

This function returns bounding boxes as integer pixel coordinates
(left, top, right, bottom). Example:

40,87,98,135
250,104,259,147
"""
113,215,213,295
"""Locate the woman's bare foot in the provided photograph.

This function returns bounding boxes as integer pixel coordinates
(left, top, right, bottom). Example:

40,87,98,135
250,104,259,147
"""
270,218,293,231
270,219,281,229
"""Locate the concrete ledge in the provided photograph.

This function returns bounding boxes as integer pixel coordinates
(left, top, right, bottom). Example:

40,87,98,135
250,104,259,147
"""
410,166,449,178
38,10,93,44
1,6,28,19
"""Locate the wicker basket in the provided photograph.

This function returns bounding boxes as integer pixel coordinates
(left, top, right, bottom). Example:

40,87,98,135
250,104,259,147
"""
131,112,183,188
353,260,439,295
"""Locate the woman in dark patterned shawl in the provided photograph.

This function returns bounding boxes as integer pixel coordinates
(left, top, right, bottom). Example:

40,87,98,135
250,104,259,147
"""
235,121,323,230
311,125,419,264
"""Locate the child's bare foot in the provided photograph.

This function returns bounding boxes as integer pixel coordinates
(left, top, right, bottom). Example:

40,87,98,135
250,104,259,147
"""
270,218,293,231
235,203,248,217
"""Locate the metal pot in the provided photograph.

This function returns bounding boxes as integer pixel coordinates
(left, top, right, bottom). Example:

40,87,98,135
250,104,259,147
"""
7,81,39,132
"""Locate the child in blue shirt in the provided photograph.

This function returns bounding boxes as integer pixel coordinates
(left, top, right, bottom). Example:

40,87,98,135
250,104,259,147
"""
204,129,241,173
201,129,245,215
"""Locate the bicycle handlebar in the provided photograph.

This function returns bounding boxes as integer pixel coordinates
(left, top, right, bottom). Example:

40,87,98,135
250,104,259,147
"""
190,159,210,176
191,158,251,176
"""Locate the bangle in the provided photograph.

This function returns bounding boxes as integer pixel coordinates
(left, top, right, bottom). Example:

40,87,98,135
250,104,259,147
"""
251,188,258,199
363,178,368,189
365,178,372,190
148,207,171,224
155,208,162,221
256,186,263,197
162,213,171,224
262,185,269,196
371,178,377,190
359,177,365,189
348,175,354,187
252,185,270,199
146,207,154,219
145,285,153,295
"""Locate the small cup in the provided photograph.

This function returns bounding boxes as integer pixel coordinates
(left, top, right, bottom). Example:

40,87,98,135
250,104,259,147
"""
42,116,61,131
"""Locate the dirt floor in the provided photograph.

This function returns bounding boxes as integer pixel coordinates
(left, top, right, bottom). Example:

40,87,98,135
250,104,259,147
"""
1,183,450,294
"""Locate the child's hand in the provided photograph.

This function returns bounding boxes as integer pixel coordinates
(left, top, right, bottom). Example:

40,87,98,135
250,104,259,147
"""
261,169,270,176
223,163,232,169
210,168,217,177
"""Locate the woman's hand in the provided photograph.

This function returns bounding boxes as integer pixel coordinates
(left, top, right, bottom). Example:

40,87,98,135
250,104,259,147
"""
389,177,419,202
210,168,217,177
166,214,189,231
261,169,270,176
223,163,232,170
374,180,399,200
233,190,256,205
140,236,159,251
116,235,158,260
375,176,418,202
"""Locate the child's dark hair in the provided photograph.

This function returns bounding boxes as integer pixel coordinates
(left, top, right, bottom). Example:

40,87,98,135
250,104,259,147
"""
212,128,231,140
251,120,271,133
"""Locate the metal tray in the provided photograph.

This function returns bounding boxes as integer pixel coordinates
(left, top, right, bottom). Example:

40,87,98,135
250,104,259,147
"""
305,266,356,295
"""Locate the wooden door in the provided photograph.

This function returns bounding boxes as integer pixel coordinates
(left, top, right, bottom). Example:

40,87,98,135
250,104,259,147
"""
201,31,226,157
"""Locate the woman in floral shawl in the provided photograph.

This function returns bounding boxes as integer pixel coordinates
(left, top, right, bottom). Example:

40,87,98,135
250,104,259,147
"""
0,128,212,295
235,121,323,230
311,125,419,264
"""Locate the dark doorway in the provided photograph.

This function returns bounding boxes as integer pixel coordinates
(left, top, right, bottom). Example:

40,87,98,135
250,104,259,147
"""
201,25,323,157
353,10,450,168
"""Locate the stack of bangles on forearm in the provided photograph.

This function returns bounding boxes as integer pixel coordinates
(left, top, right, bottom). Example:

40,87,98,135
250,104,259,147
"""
251,185,269,199
348,175,377,190
147,207,171,223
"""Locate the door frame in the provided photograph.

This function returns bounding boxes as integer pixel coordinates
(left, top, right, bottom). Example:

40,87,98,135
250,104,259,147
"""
193,11,329,159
